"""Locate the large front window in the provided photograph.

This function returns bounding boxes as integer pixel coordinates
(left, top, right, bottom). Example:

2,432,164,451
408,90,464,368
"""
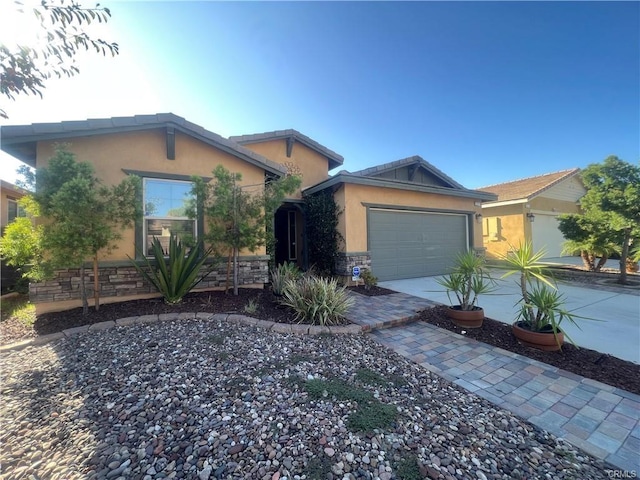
143,178,195,255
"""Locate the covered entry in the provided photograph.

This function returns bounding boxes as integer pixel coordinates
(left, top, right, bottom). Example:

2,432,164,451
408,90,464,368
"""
274,204,306,268
368,209,469,281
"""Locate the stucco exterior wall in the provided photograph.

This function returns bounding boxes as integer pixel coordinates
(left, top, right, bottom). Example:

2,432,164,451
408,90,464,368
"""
339,183,481,253
481,204,528,258
36,131,268,260
530,197,581,214
240,139,329,198
482,197,582,259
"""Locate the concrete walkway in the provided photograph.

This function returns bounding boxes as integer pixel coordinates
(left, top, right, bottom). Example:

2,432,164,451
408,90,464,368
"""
379,275,640,364
344,291,640,473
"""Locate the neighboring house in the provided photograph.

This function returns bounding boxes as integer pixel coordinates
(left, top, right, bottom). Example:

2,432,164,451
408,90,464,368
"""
478,169,586,258
0,180,28,292
0,113,495,310
0,180,27,235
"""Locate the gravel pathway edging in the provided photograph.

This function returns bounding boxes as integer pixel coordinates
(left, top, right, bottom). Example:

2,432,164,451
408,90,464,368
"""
0,312,363,353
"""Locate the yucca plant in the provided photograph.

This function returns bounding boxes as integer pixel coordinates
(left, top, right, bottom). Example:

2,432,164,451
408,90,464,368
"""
500,241,556,321
518,282,582,346
270,261,302,296
280,276,354,326
437,250,495,310
130,235,214,304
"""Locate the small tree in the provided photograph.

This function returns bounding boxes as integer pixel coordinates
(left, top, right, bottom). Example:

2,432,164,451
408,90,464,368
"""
33,145,141,313
580,156,640,284
1,0,119,118
191,166,300,295
557,211,621,272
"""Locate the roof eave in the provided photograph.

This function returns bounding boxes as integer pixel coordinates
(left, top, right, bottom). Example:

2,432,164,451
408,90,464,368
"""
303,174,497,201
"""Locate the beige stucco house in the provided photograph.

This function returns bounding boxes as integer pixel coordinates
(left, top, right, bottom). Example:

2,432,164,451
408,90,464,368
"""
478,169,586,258
1,113,495,310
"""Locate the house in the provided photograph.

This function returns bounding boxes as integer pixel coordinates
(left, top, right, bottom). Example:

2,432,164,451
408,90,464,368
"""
478,169,586,258
0,180,27,235
1,113,495,310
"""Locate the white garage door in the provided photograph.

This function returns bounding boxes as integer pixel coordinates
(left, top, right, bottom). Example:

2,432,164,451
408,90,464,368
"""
369,209,469,281
532,214,566,258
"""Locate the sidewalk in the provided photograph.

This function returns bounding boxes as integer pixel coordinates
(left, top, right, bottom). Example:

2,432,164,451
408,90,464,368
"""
344,292,640,472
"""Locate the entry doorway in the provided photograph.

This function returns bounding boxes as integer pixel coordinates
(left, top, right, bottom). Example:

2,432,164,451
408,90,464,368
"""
274,205,305,268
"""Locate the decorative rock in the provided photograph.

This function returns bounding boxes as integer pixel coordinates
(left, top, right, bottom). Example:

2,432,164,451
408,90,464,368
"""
0,317,613,480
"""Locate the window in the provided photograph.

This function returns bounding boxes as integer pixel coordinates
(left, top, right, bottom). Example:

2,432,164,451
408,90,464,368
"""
7,198,25,224
143,178,195,255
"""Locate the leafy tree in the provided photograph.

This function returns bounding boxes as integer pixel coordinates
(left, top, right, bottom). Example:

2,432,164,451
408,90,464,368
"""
1,0,118,118
576,156,640,284
558,211,621,272
191,166,300,295
33,145,141,313
0,196,50,287
304,191,343,276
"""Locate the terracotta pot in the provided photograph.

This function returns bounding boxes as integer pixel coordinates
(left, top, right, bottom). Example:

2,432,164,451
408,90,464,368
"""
446,306,484,329
512,322,564,351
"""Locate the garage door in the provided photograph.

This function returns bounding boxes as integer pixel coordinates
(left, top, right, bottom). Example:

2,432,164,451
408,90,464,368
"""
369,209,469,281
532,214,565,258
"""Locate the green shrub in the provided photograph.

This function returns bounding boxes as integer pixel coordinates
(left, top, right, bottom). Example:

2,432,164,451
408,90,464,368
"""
244,298,259,315
130,235,214,304
360,269,378,290
270,261,301,296
280,276,354,325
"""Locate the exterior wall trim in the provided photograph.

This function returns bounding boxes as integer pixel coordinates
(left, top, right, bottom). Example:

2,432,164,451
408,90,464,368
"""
304,173,496,201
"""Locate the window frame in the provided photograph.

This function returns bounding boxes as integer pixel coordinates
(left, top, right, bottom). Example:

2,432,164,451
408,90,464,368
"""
142,177,197,257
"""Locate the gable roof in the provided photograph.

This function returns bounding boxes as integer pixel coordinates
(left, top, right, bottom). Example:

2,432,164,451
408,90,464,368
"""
0,113,287,176
478,168,581,203
305,156,496,201
349,155,465,189
230,129,344,170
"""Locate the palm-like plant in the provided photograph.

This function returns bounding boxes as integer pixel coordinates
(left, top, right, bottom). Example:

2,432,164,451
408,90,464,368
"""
437,250,495,311
501,241,594,348
130,235,214,304
500,241,556,321
518,283,582,346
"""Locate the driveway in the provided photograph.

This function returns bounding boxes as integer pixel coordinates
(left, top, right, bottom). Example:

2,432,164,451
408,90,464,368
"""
379,275,640,364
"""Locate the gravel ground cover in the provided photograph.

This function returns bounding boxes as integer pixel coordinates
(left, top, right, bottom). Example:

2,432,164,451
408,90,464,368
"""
0,316,613,480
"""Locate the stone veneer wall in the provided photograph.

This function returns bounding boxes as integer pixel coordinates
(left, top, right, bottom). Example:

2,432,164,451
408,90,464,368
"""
335,251,372,277
29,256,269,304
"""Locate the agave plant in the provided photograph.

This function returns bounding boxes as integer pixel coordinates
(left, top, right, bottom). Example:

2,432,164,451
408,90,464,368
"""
130,235,214,304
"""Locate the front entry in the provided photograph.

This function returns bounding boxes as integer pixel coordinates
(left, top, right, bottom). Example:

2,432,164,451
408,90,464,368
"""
274,205,305,267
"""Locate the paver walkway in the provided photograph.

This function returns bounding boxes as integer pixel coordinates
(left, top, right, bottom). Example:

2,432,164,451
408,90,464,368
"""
345,291,436,331
345,291,640,473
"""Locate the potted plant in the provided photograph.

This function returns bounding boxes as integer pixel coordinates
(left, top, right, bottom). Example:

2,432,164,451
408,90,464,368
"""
501,241,583,351
437,250,495,328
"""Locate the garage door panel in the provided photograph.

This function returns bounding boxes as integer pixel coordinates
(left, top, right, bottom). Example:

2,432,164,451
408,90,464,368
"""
369,210,468,281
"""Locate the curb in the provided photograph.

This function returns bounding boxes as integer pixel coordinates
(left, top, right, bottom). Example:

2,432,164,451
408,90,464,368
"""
0,312,364,353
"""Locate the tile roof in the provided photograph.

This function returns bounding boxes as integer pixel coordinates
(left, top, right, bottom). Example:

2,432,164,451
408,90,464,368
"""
478,168,581,202
229,129,344,170
0,113,287,176
349,155,464,189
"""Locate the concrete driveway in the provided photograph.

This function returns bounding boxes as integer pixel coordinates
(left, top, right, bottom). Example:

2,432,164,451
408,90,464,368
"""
379,274,640,364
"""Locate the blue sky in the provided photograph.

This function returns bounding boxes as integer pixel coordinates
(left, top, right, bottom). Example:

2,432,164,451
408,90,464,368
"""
1,1,638,189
